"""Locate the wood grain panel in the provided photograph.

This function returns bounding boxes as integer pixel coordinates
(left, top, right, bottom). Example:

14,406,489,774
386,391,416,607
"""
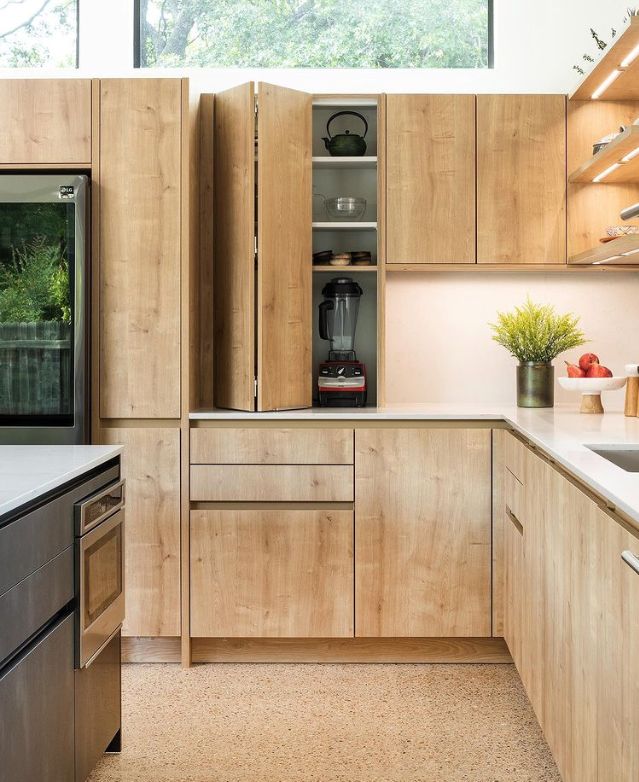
100,427,181,637
503,430,527,483
190,464,353,502
386,94,475,264
477,95,566,264
491,429,505,637
213,83,255,411
191,636,511,663
622,526,639,781
190,427,353,464
257,83,312,411
99,79,182,418
190,509,353,637
0,79,91,164
355,428,492,637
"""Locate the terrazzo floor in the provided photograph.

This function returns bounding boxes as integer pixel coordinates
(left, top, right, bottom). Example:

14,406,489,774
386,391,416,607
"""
88,663,561,782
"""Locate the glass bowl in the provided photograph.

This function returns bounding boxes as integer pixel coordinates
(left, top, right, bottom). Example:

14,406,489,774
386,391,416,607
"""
325,197,366,220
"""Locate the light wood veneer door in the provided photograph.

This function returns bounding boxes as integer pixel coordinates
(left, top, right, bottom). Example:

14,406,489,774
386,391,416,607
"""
355,428,492,637
101,427,181,637
190,509,354,637
0,79,91,164
99,79,182,418
257,82,312,411
477,94,566,264
386,94,476,264
213,82,256,411
622,527,639,781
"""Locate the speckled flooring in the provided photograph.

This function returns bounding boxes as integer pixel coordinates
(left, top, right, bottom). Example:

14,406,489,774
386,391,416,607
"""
88,663,561,782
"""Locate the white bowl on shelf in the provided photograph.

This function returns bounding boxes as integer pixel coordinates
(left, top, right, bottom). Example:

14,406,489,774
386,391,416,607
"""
558,376,626,414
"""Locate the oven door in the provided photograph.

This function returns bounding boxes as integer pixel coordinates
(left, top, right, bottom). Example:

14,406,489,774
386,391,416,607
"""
77,509,124,669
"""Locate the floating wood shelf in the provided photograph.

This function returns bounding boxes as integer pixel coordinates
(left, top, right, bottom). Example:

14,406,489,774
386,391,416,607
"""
569,125,639,183
571,16,639,100
312,264,377,272
568,235,639,265
312,221,377,230
312,156,377,168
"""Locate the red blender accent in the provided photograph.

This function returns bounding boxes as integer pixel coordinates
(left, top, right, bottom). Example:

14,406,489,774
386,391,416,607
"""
317,277,367,407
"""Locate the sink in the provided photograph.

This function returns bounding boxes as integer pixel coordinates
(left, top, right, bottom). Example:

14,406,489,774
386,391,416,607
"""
587,446,639,472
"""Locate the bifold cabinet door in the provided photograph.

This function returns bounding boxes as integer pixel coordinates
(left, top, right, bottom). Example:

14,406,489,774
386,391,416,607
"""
355,428,492,637
386,95,476,264
190,509,354,637
477,94,566,264
257,83,312,411
213,82,256,411
99,79,182,417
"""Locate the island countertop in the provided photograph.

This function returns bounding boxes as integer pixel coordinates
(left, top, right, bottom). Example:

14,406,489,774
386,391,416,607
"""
0,445,123,519
191,404,639,529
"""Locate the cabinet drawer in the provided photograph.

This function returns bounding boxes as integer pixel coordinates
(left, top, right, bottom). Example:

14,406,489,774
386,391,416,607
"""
190,509,354,637
190,428,353,465
190,464,354,502
504,431,528,484
504,468,524,525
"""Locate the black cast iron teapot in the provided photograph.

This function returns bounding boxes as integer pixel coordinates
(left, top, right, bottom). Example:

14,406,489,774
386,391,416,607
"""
322,110,368,157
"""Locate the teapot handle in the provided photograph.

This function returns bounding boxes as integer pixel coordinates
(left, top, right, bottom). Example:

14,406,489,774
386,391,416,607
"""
325,110,368,140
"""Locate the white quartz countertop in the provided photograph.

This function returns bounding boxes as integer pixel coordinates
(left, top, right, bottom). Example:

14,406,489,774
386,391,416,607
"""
0,445,123,518
191,404,639,529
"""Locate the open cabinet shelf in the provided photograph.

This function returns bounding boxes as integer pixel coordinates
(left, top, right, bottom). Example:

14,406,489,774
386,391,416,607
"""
313,264,377,272
312,156,377,168
313,221,377,230
571,16,639,100
569,124,639,183
568,234,639,264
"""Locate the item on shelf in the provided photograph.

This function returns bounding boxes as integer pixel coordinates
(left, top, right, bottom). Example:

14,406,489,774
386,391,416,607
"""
313,250,333,265
490,298,586,408
606,225,639,237
621,201,639,221
317,277,367,407
322,111,368,157
624,364,639,416
329,252,351,266
592,126,626,155
316,195,367,220
351,251,372,266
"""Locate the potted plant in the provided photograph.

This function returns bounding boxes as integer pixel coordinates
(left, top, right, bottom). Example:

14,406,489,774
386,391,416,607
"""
490,298,587,408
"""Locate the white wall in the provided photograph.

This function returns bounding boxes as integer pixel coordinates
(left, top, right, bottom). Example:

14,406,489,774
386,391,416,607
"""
385,273,639,411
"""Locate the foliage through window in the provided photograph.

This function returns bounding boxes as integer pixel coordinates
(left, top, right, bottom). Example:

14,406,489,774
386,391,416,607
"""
0,0,77,67
137,0,491,69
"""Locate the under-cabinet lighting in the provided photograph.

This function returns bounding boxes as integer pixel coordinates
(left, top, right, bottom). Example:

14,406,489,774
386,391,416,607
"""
621,146,639,163
621,43,639,68
596,255,623,264
593,162,622,182
591,69,621,99
622,247,639,255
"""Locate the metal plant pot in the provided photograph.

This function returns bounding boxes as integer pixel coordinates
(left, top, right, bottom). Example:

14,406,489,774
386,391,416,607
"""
517,362,554,408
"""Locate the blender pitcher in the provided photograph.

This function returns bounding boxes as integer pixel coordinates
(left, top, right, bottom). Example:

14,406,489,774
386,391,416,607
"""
318,278,363,360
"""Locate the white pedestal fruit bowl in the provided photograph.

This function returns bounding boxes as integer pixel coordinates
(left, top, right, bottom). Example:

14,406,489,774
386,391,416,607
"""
558,377,627,414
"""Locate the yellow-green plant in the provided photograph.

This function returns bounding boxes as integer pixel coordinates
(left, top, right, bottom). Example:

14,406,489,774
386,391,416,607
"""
490,297,587,364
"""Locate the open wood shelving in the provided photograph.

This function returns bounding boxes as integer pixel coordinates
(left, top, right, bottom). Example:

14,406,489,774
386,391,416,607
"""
568,234,639,265
312,264,377,272
571,16,639,100
569,124,639,183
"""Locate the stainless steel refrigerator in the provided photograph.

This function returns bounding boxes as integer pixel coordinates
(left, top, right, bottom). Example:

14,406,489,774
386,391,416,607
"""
0,174,89,444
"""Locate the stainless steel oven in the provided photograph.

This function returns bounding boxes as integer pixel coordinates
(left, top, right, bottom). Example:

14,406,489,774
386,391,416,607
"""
75,479,125,669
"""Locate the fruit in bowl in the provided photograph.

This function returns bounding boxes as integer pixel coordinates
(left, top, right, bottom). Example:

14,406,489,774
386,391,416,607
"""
560,353,625,413
579,352,599,372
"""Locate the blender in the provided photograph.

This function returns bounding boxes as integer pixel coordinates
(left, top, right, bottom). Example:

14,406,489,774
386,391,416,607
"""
317,277,367,407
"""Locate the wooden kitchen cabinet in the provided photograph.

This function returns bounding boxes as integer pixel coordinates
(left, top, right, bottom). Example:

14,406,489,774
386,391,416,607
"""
190,509,354,637
213,82,312,412
386,94,476,264
0,79,91,164
99,79,182,418
101,427,181,638
477,94,566,264
355,428,492,637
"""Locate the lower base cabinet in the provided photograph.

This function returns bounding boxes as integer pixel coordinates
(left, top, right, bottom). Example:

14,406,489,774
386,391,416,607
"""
354,428,492,637
190,509,354,637
502,432,639,782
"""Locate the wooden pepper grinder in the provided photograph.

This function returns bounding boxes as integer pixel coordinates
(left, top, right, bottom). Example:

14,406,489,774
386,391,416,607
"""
624,364,639,417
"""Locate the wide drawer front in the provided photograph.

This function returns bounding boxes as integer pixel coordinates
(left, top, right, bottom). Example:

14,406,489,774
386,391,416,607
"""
190,428,354,465
0,546,74,664
190,464,354,502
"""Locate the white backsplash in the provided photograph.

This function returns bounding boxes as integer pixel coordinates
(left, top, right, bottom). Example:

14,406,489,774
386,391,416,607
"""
385,272,639,411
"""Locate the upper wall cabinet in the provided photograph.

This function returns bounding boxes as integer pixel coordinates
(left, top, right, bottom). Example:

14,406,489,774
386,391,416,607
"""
213,82,312,412
386,95,476,264
0,79,91,165
99,79,182,419
477,95,567,264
